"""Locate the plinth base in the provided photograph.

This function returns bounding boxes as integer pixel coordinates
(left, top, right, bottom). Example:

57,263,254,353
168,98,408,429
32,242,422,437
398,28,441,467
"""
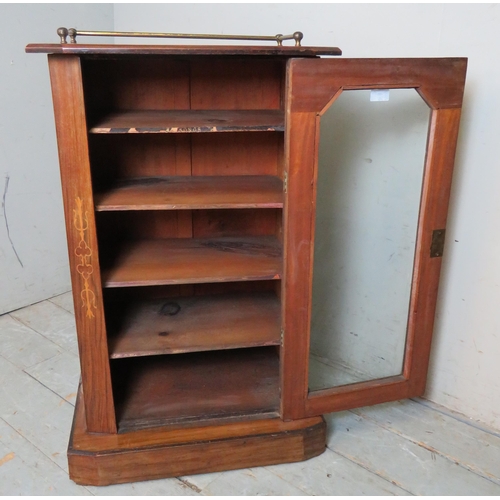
68,389,326,486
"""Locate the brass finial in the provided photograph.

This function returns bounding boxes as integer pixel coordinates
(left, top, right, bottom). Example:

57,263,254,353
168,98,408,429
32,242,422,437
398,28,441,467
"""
293,31,303,47
68,28,77,44
57,27,68,44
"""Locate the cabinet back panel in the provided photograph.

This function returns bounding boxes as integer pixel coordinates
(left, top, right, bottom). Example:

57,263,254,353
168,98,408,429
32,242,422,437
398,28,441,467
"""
82,58,191,118
82,58,283,122
111,347,280,431
190,59,283,110
193,209,280,238
192,133,282,176
89,135,192,191
90,132,282,190
97,209,279,247
97,211,191,241
103,282,277,304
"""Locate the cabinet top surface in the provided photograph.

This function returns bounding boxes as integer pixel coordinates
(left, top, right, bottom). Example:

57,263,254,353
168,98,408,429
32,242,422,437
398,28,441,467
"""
25,43,342,57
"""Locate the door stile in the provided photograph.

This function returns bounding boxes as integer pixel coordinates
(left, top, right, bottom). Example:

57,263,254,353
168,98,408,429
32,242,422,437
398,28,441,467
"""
281,110,318,420
404,107,463,394
48,55,117,433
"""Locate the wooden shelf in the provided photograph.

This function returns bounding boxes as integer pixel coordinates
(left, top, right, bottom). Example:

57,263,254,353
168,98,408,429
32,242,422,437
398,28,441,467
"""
107,292,281,358
112,347,280,431
103,236,282,287
95,175,283,211
90,110,284,134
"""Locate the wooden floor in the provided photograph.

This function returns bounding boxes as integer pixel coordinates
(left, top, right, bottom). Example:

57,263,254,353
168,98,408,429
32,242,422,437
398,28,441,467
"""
1,293,500,495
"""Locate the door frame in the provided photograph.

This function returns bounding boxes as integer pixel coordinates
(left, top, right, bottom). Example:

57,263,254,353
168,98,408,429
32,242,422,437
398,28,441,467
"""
280,58,467,420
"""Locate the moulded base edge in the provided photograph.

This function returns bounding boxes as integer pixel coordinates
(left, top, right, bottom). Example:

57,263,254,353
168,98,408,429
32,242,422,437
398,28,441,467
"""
68,388,326,486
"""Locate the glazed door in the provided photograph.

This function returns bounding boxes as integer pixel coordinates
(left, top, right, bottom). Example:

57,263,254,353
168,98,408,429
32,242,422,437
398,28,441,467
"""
281,58,467,420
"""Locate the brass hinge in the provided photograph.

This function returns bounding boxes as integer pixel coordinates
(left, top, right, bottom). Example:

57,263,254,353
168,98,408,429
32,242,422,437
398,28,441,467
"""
280,327,284,344
283,172,288,194
430,229,446,258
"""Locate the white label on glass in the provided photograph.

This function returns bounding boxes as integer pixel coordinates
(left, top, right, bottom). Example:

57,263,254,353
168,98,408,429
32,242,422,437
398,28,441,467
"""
370,89,390,102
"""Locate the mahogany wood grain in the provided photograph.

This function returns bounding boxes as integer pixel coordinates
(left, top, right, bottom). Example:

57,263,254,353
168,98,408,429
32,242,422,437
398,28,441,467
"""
81,59,191,129
70,383,322,451
48,55,116,433
192,209,280,238
69,427,325,486
194,280,276,295
290,58,467,112
102,282,276,310
107,292,281,358
281,111,317,420
103,236,282,287
89,110,284,134
112,347,280,431
68,385,326,485
97,211,192,248
190,59,283,110
405,108,463,394
26,43,342,57
94,175,283,211
85,58,191,112
97,209,280,271
306,376,411,415
191,132,282,176
89,135,192,189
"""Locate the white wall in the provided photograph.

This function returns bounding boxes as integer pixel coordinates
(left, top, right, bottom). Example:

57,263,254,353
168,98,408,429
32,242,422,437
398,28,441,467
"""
115,3,500,429
0,4,113,314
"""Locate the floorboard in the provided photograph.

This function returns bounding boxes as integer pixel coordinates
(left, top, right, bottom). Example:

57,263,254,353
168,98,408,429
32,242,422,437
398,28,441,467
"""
1,293,500,495
353,399,500,485
326,411,500,495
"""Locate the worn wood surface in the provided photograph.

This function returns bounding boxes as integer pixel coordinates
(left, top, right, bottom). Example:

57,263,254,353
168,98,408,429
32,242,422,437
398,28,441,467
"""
103,236,282,287
26,43,342,56
47,54,116,433
327,409,500,495
107,292,281,358
112,348,280,430
353,399,500,485
89,110,284,133
95,175,283,211
68,380,325,486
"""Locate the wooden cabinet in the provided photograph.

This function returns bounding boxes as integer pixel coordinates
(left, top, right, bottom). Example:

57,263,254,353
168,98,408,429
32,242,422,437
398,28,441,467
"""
26,40,467,486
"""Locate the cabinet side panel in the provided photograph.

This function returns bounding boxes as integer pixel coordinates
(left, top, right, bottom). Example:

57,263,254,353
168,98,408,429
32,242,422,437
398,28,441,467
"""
48,54,116,433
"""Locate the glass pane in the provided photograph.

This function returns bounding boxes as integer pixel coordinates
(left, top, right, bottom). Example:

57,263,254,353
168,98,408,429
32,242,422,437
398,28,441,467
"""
309,89,430,391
